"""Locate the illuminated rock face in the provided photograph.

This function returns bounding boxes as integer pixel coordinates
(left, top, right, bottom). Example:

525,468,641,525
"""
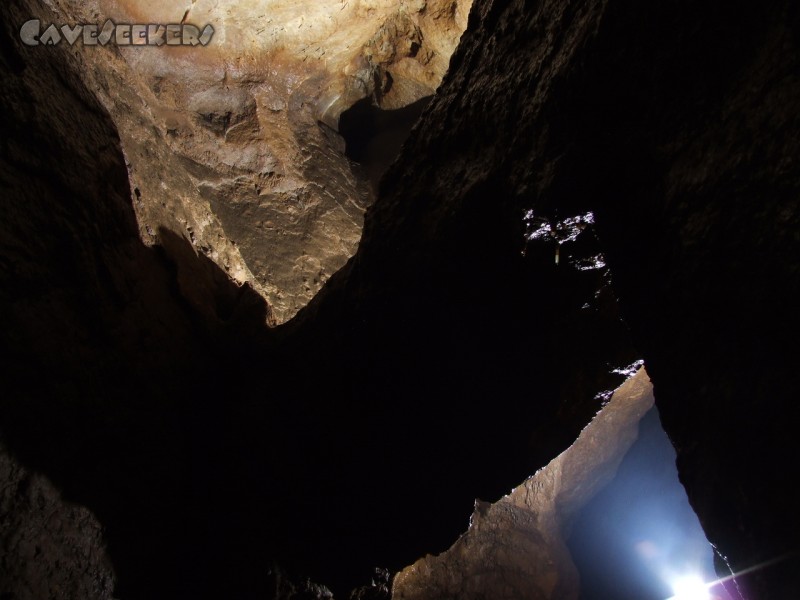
36,0,470,323
392,370,654,600
1,0,798,599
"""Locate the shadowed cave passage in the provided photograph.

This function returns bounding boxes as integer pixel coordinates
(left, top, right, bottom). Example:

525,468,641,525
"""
0,6,636,594
338,96,432,190
1,0,799,598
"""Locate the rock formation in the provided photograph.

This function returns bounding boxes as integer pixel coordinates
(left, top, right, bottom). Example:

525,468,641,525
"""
0,442,117,600
14,0,470,323
393,369,654,600
1,0,798,598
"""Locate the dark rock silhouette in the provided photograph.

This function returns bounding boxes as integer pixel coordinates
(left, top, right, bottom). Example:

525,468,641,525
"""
1,0,798,598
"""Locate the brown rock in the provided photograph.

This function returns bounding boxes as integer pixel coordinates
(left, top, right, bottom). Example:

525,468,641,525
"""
0,442,116,600
392,370,654,600
34,0,472,323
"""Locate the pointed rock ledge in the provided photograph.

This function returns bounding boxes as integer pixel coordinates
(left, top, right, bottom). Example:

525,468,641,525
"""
393,369,654,600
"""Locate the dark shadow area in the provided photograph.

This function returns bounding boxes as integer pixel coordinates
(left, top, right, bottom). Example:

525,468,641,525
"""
0,6,640,595
272,185,640,595
338,95,432,190
0,6,275,598
0,5,638,597
3,0,799,599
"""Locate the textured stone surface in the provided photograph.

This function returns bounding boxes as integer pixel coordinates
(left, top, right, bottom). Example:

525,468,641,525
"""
0,0,270,387
0,3,270,598
0,0,639,595
291,0,799,595
2,0,798,598
334,0,798,595
392,370,654,600
29,0,470,323
0,442,117,600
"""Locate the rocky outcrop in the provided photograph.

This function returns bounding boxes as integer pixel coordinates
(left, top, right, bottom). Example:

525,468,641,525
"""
360,0,799,596
0,442,116,600
392,370,654,600
0,0,270,393
2,0,798,598
0,0,639,589
22,0,471,323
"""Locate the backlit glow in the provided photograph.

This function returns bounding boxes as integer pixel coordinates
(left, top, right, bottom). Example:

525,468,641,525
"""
567,408,727,600
669,575,711,600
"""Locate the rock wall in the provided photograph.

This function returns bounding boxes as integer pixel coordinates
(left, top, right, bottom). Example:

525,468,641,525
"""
0,0,639,591
0,442,117,600
0,2,271,597
392,370,654,600
1,0,797,598
21,0,471,323
356,0,799,596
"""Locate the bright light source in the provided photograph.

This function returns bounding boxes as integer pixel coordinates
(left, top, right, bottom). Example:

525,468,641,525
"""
669,575,711,600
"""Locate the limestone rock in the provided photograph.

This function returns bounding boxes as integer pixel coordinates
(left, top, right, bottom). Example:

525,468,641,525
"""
0,442,116,600
188,86,259,138
4,0,798,598
392,370,654,600
32,0,472,323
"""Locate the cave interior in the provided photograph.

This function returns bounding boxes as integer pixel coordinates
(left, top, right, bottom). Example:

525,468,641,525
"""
0,0,798,599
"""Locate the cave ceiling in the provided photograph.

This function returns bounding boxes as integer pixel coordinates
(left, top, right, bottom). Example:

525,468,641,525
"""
44,0,471,323
1,0,798,599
